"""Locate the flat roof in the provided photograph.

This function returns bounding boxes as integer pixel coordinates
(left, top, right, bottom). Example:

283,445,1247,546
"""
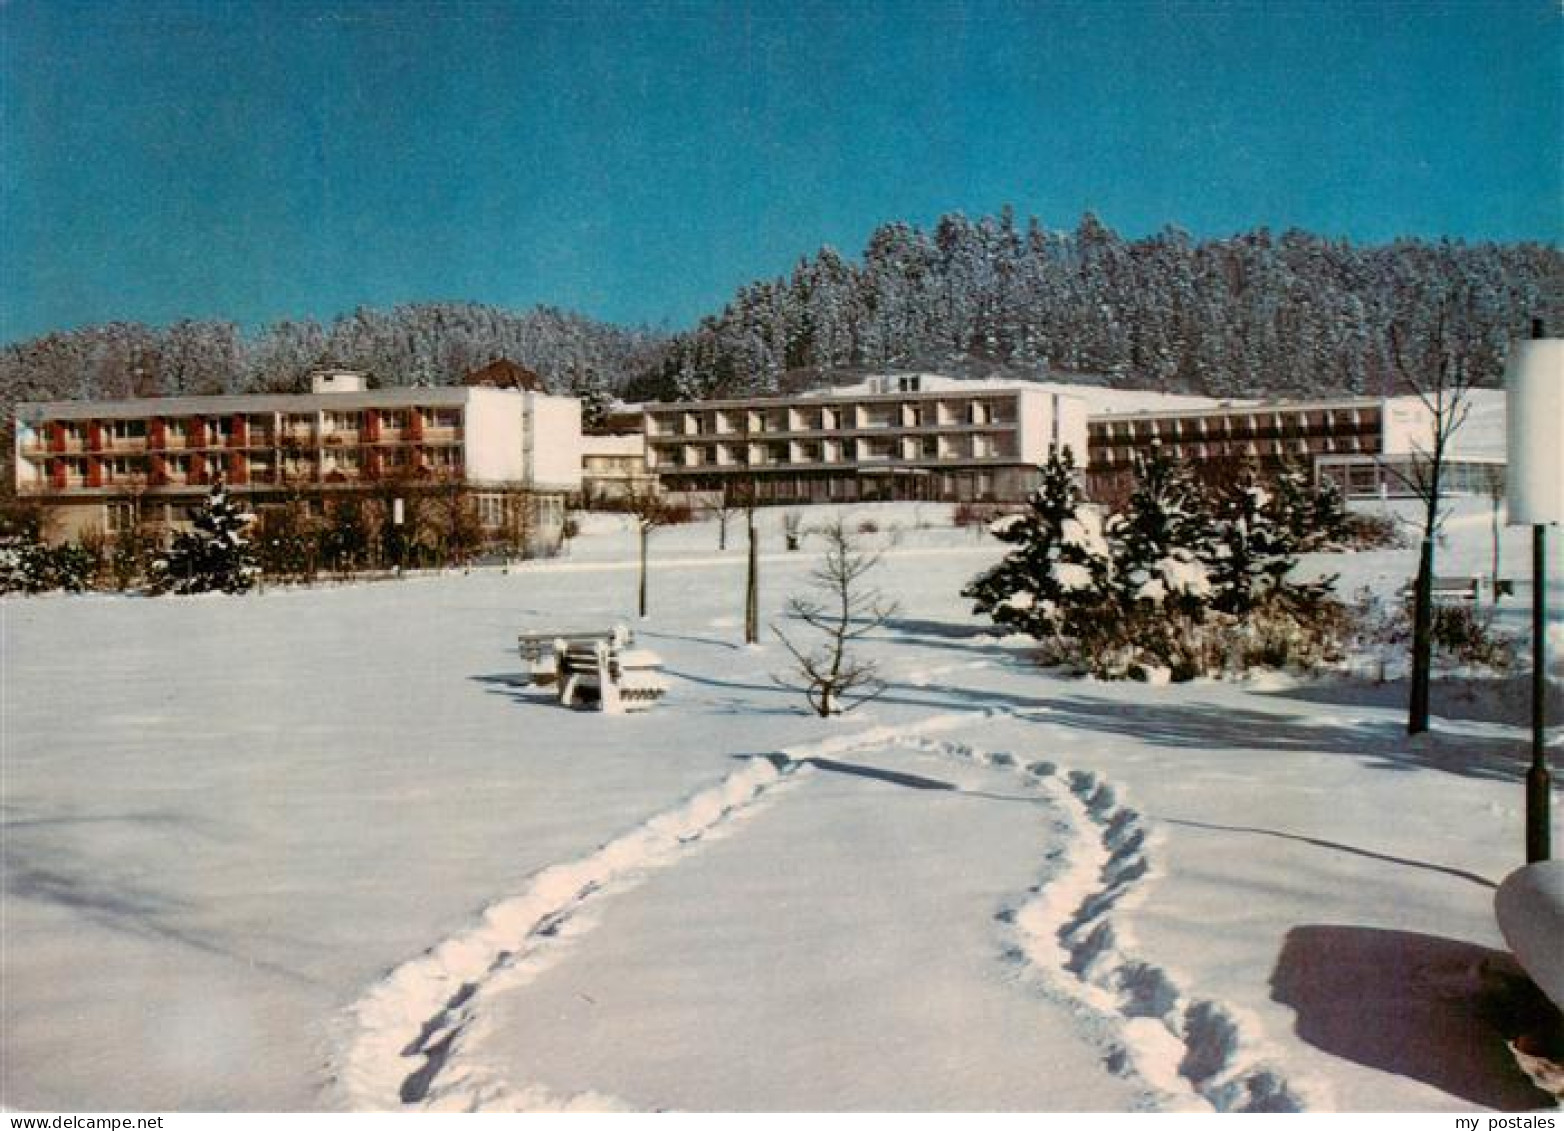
646,384,1076,413
13,385,567,421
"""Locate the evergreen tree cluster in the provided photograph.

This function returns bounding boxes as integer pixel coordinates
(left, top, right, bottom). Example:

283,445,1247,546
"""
629,210,1561,402
965,445,1348,680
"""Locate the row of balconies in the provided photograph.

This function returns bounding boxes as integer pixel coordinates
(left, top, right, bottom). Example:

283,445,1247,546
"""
23,411,465,455
648,399,1019,438
653,453,1025,476
23,427,462,456
1090,434,1380,466
648,420,1023,445
1089,412,1381,442
24,448,465,493
649,435,1020,470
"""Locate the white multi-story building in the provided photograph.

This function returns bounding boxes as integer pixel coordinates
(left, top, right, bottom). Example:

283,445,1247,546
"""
643,375,1087,503
1086,391,1506,499
13,370,583,547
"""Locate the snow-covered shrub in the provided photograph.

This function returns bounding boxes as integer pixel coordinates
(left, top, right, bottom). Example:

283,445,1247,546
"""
109,527,157,590
1339,511,1405,550
1075,608,1223,683
150,480,259,595
952,500,1012,529
1219,593,1352,673
1428,603,1516,670
0,537,96,594
1347,588,1514,673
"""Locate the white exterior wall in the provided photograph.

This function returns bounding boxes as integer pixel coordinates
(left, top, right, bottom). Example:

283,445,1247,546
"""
462,389,528,483
1057,393,1089,463
1015,390,1050,464
582,432,645,461
1381,396,1437,456
525,395,584,492
462,389,583,490
1015,389,1087,465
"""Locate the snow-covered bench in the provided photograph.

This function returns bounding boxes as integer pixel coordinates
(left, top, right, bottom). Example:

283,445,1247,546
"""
518,627,636,687
555,632,667,714
1400,575,1485,603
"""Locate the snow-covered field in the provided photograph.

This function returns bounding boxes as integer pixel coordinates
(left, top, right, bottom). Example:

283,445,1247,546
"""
3,503,1560,1112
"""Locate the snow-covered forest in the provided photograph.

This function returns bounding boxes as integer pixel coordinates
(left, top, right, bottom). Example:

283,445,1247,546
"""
4,213,1561,424
635,212,1563,402
0,303,665,413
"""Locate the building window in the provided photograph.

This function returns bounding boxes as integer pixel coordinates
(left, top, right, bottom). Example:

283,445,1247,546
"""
106,456,148,482
105,501,137,535
474,493,506,527
108,419,146,442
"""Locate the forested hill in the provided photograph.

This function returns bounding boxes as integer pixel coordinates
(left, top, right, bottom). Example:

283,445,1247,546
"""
627,211,1563,404
0,303,665,411
4,213,1561,414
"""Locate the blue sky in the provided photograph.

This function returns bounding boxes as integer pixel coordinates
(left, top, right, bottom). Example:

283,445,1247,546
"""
2,0,1559,342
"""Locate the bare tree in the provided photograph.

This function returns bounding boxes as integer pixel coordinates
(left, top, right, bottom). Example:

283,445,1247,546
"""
745,502,760,645
428,472,483,569
773,518,899,716
718,477,763,643
622,481,668,618
1385,291,1493,735
1481,463,1507,600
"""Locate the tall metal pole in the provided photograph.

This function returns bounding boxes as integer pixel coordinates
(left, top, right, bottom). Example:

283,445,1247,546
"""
1528,525,1551,862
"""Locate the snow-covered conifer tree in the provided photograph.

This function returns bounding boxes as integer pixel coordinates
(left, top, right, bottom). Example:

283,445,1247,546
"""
1208,471,1295,614
963,447,1111,643
152,479,258,594
1107,442,1214,614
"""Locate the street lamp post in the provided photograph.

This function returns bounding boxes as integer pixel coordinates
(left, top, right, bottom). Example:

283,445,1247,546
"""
1506,321,1562,863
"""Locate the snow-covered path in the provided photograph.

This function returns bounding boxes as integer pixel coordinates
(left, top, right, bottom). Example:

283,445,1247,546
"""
395,739,1150,1112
